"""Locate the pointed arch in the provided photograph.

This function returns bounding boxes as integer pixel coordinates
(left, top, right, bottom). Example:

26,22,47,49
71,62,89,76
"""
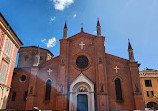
112,75,125,83
69,73,95,111
115,78,123,102
45,79,52,100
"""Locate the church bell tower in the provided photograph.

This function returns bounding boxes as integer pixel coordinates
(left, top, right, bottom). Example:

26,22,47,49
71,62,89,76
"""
97,19,101,36
128,39,135,62
63,21,67,39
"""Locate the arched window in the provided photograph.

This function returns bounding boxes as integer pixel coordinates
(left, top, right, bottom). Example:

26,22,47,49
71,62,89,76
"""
115,78,123,102
45,80,52,100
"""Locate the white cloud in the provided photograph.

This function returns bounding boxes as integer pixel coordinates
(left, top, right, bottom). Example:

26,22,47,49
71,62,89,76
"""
41,37,56,48
50,16,56,23
73,14,77,18
41,39,46,42
47,37,56,48
51,0,74,11
93,31,97,34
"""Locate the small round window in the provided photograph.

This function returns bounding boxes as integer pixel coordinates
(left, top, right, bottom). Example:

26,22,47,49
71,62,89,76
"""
76,55,89,69
20,75,26,82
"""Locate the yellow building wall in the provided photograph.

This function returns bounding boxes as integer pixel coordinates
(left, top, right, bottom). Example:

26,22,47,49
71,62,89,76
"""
140,70,158,107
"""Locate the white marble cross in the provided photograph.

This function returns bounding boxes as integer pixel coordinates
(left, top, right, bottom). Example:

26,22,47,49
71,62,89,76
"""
113,66,119,73
47,68,52,76
79,40,85,49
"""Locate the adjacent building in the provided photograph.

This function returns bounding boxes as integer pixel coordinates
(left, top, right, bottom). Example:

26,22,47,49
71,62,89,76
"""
0,12,23,109
139,69,158,110
7,20,144,111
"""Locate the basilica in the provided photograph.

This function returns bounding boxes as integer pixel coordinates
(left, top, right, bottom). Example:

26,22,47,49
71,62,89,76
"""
7,20,144,111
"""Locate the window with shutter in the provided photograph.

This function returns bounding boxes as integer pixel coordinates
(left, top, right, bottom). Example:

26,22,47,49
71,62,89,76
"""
147,91,154,97
151,91,154,96
0,61,8,84
6,39,12,55
145,80,152,87
0,30,5,50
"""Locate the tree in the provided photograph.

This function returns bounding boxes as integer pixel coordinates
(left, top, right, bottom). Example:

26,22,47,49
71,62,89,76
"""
154,90,158,99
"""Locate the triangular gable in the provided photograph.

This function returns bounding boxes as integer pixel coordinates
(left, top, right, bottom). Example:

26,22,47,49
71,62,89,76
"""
70,73,94,92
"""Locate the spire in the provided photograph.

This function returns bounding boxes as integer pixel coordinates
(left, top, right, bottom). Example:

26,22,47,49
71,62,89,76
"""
97,18,101,36
63,21,67,39
128,39,135,62
33,46,40,66
64,21,67,29
80,23,84,32
128,39,133,50
81,27,84,32
97,18,100,26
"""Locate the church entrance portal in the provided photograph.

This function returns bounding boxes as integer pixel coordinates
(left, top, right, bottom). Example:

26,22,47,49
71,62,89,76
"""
77,94,88,111
69,74,95,111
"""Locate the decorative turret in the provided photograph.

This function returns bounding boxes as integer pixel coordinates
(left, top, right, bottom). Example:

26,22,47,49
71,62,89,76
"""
81,27,84,32
128,39,135,62
33,46,40,66
63,21,67,39
97,18,101,36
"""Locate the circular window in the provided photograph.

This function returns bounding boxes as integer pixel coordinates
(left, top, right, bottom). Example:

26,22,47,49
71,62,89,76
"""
76,55,89,69
20,75,26,82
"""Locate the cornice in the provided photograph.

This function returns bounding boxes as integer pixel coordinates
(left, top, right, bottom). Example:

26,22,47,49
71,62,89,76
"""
0,13,23,48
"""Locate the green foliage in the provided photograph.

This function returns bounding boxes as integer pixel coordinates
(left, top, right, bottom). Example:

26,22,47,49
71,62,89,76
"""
153,90,158,99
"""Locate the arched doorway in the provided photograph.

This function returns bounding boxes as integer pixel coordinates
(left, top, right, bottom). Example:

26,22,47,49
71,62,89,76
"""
147,102,158,110
69,74,95,111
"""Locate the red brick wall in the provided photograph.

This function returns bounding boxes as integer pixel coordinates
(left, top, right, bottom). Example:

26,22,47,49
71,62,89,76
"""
17,47,52,68
7,68,31,110
106,54,135,110
7,32,144,110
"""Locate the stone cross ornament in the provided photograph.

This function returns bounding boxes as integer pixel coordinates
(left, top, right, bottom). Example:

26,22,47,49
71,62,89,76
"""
47,68,52,76
113,66,119,73
79,40,85,50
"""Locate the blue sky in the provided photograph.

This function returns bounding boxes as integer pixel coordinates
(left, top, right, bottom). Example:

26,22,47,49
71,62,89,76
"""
0,0,158,70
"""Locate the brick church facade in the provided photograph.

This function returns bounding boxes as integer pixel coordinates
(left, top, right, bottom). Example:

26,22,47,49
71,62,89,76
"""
7,20,144,111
